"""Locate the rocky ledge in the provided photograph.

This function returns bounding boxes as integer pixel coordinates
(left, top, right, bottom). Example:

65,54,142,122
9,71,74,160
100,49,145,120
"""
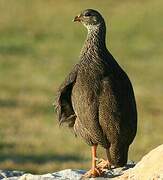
0,163,135,180
0,144,163,180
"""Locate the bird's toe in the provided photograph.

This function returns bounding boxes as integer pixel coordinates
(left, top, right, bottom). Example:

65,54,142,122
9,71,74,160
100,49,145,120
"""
82,167,104,178
97,158,111,171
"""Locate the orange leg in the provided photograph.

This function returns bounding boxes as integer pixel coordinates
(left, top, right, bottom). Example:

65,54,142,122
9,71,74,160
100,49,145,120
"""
83,145,103,178
92,145,97,174
106,148,111,168
97,148,111,171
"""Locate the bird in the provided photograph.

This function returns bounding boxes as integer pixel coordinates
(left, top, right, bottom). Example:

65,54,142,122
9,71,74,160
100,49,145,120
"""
55,9,137,178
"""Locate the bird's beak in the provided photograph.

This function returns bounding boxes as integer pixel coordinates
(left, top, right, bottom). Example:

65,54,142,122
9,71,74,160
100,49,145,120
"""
73,14,82,22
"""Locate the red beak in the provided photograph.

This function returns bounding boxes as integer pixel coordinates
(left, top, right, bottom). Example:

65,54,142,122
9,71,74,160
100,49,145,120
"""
73,15,82,22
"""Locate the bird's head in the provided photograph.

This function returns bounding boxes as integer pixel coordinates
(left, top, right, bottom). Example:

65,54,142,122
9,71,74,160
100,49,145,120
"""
73,9,105,30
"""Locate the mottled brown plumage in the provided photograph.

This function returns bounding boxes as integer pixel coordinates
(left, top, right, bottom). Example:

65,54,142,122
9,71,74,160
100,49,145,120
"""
55,9,137,175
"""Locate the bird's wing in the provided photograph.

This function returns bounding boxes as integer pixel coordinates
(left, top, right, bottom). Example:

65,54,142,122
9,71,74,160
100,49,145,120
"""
55,64,78,127
99,72,137,166
99,71,137,145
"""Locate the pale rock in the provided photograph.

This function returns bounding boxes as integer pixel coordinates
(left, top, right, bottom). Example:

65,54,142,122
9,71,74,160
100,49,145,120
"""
117,144,163,180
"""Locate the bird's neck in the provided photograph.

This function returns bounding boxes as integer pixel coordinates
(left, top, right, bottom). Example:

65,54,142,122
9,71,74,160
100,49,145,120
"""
80,23,107,57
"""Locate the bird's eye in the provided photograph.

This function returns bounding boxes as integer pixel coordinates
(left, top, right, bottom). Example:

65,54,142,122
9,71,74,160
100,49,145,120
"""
84,12,91,17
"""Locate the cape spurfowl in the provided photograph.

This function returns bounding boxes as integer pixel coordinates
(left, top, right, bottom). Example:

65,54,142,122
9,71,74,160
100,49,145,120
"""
55,9,137,178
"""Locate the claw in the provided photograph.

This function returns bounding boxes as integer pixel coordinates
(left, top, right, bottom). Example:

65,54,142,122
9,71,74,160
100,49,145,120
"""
97,159,111,171
82,167,104,178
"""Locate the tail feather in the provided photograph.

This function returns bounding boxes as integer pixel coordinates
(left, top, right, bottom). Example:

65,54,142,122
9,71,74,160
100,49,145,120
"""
110,144,129,167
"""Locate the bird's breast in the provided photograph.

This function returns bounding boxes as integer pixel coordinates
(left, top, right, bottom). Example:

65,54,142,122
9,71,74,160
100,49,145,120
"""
71,66,102,107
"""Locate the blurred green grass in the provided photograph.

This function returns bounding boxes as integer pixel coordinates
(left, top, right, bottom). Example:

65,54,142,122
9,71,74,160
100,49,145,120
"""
0,0,163,173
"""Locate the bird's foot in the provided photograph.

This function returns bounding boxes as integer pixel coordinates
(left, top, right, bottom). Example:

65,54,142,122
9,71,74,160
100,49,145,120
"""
82,167,104,178
97,159,111,172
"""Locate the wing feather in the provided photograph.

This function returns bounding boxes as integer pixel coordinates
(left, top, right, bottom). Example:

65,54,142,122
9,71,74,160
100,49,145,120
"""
55,64,78,127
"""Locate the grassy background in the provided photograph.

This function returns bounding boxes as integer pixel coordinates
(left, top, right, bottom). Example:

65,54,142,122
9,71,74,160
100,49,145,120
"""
0,0,162,174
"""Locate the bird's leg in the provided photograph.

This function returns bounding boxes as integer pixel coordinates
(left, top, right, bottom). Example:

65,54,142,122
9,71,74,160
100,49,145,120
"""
106,148,111,168
83,145,104,178
91,144,98,174
97,148,111,171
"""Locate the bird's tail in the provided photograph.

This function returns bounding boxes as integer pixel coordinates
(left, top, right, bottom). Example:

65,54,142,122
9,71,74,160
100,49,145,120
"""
110,144,129,167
